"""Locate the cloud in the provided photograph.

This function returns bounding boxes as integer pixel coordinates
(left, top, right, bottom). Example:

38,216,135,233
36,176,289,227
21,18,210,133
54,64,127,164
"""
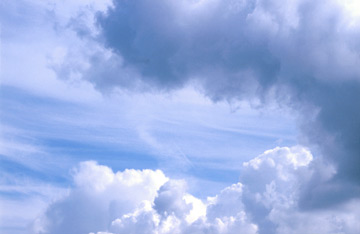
7,0,359,225
32,161,168,234
5,0,360,233
93,0,360,90
33,147,360,234
56,0,360,207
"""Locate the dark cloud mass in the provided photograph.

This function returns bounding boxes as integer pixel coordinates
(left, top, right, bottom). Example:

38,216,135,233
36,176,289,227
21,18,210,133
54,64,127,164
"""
83,0,360,207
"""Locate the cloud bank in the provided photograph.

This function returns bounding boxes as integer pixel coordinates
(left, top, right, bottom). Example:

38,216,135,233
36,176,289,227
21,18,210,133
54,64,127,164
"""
33,147,360,234
53,0,360,207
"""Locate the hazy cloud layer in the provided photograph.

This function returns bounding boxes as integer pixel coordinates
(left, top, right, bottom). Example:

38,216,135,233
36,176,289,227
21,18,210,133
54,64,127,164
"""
33,147,360,234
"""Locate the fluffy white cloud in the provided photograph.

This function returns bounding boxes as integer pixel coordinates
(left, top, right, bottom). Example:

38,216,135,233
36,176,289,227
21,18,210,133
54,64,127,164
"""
239,146,360,234
32,161,168,234
32,146,360,234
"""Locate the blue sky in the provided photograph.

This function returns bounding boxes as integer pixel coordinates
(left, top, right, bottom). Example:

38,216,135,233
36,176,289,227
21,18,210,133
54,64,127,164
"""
1,0,360,234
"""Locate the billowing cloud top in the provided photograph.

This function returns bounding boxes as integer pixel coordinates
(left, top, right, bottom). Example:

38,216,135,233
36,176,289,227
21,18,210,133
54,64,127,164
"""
33,147,360,234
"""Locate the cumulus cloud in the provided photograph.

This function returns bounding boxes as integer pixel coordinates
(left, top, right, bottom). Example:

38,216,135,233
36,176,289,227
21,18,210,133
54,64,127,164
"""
32,161,168,234
33,147,360,234
53,0,360,208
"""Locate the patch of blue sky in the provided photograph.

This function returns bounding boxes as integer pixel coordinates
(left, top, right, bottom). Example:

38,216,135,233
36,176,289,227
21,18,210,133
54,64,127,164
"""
0,87,160,188
40,138,159,170
0,78,297,212
147,115,296,163
0,156,67,183
0,84,298,193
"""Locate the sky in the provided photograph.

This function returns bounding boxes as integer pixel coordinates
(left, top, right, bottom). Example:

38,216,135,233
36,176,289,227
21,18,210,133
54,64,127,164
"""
0,0,360,234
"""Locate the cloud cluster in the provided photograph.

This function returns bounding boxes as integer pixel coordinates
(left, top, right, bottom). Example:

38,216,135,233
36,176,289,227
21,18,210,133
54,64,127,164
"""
33,147,360,234
95,0,360,89
32,162,168,234
57,0,360,206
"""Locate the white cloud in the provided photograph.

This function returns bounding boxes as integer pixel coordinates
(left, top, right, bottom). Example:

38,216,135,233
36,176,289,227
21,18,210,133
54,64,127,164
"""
32,161,168,234
32,146,360,234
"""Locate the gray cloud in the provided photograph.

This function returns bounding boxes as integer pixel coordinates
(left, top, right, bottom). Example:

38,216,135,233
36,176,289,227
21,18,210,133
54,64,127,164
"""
83,0,360,208
95,0,281,94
